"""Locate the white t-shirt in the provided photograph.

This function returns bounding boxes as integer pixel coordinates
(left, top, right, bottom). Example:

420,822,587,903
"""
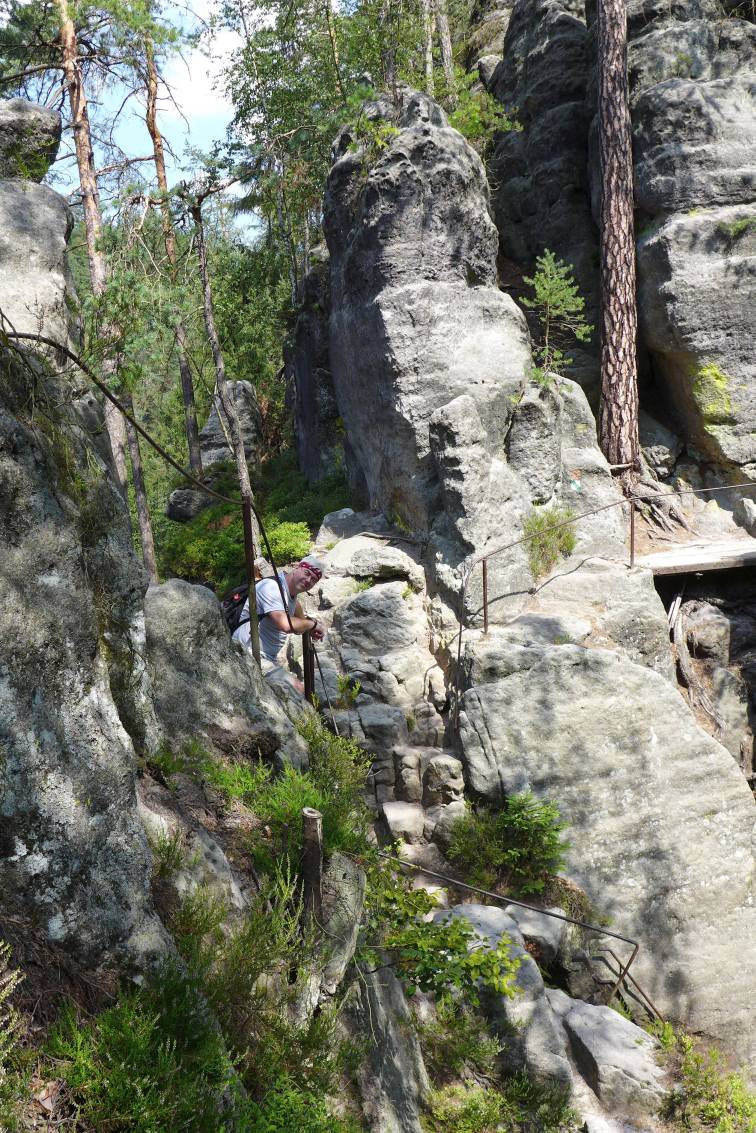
232,571,296,662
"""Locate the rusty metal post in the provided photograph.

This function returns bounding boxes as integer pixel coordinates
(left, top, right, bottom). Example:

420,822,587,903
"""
482,557,489,634
302,807,323,926
629,495,636,568
303,631,316,705
241,495,261,663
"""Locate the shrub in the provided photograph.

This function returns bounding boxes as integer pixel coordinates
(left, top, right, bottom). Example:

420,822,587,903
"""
248,716,372,871
523,507,577,581
0,942,23,1129
362,858,520,1005
46,971,242,1133
446,792,569,895
248,1077,362,1132
660,1030,756,1133
415,997,502,1083
424,1074,577,1133
149,827,187,880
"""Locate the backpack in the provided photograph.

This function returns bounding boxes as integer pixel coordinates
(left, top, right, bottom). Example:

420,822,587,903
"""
221,584,250,634
221,582,274,635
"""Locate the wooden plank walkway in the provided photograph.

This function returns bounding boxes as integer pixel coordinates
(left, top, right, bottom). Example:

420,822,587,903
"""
636,539,756,576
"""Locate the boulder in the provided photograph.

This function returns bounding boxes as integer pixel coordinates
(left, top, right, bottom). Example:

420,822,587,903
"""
734,496,756,536
436,904,573,1085
316,507,391,544
547,990,668,1118
0,179,76,348
0,98,61,181
457,637,756,1064
199,380,262,468
143,578,308,771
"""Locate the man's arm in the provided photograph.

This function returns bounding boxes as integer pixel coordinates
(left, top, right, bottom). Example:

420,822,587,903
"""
265,608,319,635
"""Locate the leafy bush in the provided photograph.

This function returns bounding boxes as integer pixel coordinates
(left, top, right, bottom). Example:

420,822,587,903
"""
149,827,188,880
248,716,371,871
248,1077,362,1132
523,507,577,581
446,792,569,895
447,67,521,155
46,970,243,1133
661,1030,756,1133
415,997,502,1082
424,1074,577,1133
362,858,519,1005
257,450,351,530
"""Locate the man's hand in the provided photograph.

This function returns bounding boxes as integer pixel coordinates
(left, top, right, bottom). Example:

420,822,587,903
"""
311,620,325,642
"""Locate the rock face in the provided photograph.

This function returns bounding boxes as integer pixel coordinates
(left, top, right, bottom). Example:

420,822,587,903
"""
0,351,168,966
0,100,76,349
143,579,308,771
457,631,756,1064
487,0,600,392
324,89,531,531
166,380,263,521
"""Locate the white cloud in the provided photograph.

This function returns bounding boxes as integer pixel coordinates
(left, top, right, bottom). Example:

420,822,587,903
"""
161,26,238,123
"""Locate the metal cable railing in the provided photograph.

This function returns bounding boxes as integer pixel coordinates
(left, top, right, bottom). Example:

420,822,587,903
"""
453,478,756,727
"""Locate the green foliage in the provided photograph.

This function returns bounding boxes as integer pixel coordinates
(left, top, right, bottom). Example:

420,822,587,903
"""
336,672,362,707
249,716,371,870
258,450,351,530
46,972,243,1133
362,858,520,1005
717,216,756,242
522,507,577,581
661,1031,756,1133
202,754,272,804
446,792,569,895
353,577,375,592
247,1077,362,1132
521,250,593,381
0,941,22,1084
424,1084,507,1132
423,1074,577,1133
149,827,188,880
415,997,502,1082
447,67,521,154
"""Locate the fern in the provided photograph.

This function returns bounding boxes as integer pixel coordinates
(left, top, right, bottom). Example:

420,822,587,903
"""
0,942,22,1078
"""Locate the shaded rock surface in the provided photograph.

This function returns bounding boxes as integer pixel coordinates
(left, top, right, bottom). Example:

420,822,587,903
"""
0,351,168,966
457,631,756,1064
0,98,61,181
144,578,308,771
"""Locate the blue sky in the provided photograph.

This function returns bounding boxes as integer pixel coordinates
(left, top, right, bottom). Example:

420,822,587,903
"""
52,1,241,201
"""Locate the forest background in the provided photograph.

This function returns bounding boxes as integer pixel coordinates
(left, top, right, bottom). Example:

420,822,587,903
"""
0,0,508,591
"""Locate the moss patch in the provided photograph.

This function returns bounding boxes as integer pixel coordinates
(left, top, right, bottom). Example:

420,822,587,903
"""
691,363,736,426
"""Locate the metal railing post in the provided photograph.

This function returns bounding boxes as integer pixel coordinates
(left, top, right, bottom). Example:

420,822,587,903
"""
241,494,261,664
629,495,636,568
303,631,316,705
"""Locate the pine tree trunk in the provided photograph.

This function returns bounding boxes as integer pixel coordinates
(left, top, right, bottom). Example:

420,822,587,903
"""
144,40,203,476
123,391,158,583
597,0,639,475
422,0,435,96
56,0,131,509
191,200,261,662
434,0,456,103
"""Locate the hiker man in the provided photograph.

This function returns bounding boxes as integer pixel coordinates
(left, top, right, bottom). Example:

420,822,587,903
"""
232,555,325,684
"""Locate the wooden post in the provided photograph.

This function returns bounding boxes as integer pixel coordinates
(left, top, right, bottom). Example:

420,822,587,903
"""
302,807,323,926
303,631,316,705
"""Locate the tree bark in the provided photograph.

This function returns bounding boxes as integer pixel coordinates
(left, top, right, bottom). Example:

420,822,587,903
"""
191,198,261,662
144,40,203,476
422,0,435,96
123,391,158,583
597,0,639,477
434,0,456,102
55,0,130,508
